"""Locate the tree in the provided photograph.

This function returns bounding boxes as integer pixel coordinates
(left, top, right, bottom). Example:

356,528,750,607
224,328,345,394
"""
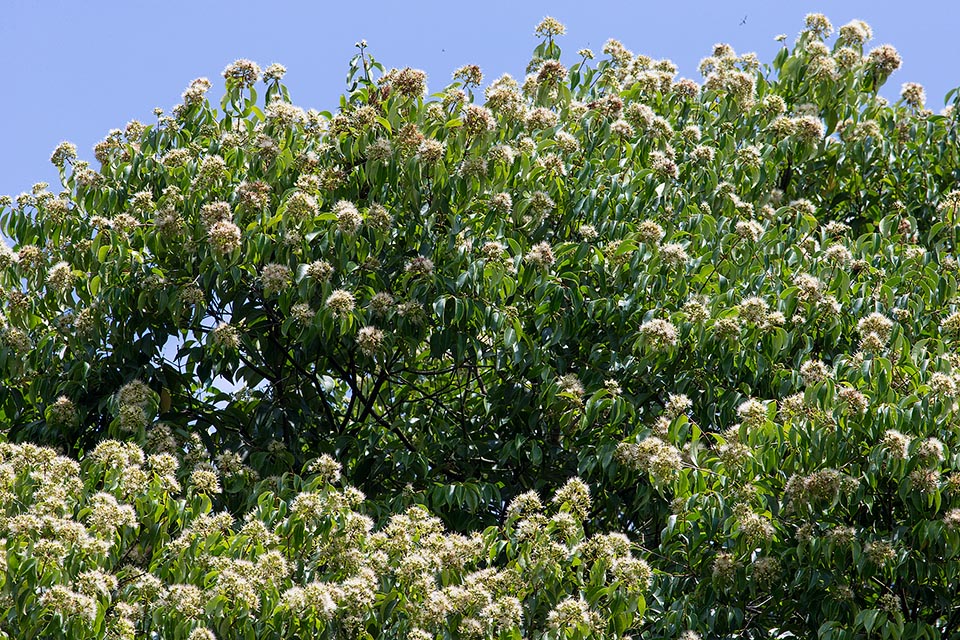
2,12,960,639
0,442,647,639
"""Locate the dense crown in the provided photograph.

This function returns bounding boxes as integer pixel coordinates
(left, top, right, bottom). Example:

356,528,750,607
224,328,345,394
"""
2,12,960,639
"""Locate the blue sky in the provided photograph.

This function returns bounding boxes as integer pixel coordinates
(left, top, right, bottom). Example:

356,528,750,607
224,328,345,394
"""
1,0,957,199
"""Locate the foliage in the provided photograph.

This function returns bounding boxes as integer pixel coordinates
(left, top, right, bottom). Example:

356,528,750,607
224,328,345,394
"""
2,11,960,638
0,441,649,639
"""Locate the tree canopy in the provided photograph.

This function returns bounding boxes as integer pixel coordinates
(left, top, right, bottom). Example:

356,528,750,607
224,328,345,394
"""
2,12,960,639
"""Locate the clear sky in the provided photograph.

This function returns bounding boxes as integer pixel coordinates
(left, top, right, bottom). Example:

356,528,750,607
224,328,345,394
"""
1,0,957,199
